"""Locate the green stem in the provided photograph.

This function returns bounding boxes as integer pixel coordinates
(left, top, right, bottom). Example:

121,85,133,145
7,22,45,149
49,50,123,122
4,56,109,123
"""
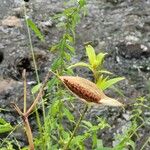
140,137,150,150
23,2,45,134
23,4,40,84
63,104,89,150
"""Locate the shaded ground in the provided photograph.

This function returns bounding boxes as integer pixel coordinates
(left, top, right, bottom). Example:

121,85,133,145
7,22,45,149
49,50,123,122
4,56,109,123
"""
0,0,150,149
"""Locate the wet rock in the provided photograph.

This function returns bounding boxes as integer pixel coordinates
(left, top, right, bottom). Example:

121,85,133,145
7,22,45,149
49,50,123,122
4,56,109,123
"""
116,42,150,59
2,16,22,27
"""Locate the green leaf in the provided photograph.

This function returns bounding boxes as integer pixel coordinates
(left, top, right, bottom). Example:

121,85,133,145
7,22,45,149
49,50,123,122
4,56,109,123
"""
65,34,74,43
92,132,97,149
90,126,100,131
63,107,74,122
31,83,42,94
64,7,76,16
66,44,75,53
51,100,60,117
27,19,45,42
96,53,107,67
98,70,113,75
68,62,91,70
96,75,108,90
97,77,125,90
51,58,62,70
47,77,58,91
0,118,13,134
50,44,58,52
82,120,93,128
127,140,135,150
95,140,112,150
64,52,71,61
78,0,86,7
86,45,96,66
72,135,85,149
62,130,70,140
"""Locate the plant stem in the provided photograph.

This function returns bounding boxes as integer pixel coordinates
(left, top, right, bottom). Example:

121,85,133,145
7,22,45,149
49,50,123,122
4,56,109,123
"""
23,2,45,136
63,104,89,150
24,4,45,120
26,72,51,116
23,3,40,84
23,69,27,113
23,116,34,150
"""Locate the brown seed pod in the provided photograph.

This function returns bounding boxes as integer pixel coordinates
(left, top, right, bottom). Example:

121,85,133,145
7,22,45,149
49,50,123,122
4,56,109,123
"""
60,76,123,107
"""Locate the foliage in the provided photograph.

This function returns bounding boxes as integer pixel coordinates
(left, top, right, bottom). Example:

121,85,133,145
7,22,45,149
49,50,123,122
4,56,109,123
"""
0,0,149,150
0,118,13,134
27,19,45,42
113,97,150,150
69,44,125,90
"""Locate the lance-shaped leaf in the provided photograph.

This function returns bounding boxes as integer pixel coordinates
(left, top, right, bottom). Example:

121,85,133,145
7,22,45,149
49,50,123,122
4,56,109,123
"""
97,76,125,90
96,52,107,67
86,45,96,66
0,118,13,134
68,62,92,70
27,19,45,42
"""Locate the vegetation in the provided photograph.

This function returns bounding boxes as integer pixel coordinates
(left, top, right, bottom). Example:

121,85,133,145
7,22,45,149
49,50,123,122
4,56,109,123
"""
0,0,149,150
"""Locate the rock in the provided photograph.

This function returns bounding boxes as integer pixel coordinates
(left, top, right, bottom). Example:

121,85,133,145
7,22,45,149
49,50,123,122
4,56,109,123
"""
122,112,130,121
116,42,150,59
0,78,33,110
40,19,53,28
0,79,17,93
2,16,22,27
13,7,24,18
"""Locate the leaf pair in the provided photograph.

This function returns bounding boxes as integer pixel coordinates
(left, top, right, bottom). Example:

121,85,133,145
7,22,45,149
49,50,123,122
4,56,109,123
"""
86,45,107,70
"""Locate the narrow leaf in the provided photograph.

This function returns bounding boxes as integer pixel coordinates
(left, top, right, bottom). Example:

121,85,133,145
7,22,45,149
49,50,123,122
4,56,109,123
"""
27,19,45,42
96,53,107,67
64,52,71,61
31,83,42,94
50,44,58,52
63,107,74,122
65,34,74,43
86,45,96,66
78,0,86,7
66,44,75,53
82,120,93,128
0,118,13,134
98,70,113,75
51,58,62,70
97,77,125,90
68,62,91,70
